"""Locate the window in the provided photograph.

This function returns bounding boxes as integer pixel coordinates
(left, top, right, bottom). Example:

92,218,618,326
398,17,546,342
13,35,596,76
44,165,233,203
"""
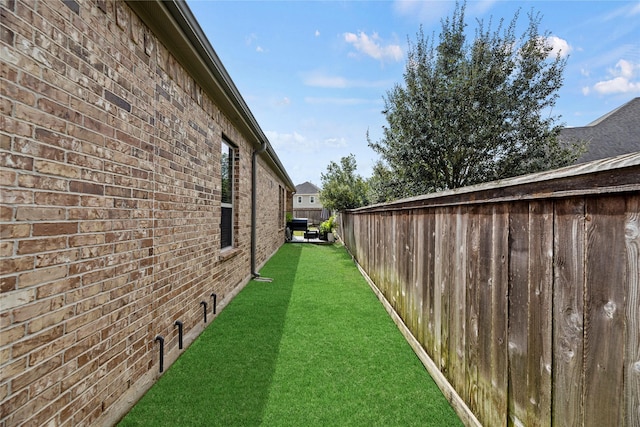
221,140,234,249
297,196,302,204
310,196,315,204
279,185,284,227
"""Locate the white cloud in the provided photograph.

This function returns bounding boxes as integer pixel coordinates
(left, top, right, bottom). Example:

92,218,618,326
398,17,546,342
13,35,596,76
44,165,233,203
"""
256,46,264,53
343,31,403,62
265,130,311,151
304,97,378,106
545,36,572,58
589,59,640,95
315,30,320,37
302,71,392,89
303,73,349,88
324,137,348,148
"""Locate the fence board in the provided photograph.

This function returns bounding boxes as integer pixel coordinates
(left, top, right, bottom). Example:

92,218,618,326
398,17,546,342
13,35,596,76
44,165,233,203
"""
491,204,509,427
423,209,436,358
465,206,480,415
553,198,586,426
434,208,446,371
476,205,493,425
508,202,530,426
413,212,425,346
584,196,627,426
625,195,639,427
450,208,468,394
526,201,553,426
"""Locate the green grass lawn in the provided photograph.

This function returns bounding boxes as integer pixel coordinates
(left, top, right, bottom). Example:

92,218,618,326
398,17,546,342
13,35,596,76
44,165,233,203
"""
119,243,462,426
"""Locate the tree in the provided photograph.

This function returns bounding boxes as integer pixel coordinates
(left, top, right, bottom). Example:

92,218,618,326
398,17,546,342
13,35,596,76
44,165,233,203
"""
320,154,369,211
369,1,584,201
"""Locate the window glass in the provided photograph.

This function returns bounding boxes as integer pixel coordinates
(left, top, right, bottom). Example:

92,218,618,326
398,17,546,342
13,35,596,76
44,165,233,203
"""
221,141,233,248
310,196,315,204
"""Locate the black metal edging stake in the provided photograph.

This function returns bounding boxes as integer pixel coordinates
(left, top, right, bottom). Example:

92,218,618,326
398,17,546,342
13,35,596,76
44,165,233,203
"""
174,321,183,349
200,301,208,323
211,293,217,314
155,335,164,373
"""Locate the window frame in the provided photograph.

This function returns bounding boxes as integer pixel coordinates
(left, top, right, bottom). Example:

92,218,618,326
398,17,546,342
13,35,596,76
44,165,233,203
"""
220,138,235,250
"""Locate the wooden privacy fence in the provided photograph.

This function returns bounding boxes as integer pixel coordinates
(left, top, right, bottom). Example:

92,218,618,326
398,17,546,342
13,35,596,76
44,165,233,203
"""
340,153,640,427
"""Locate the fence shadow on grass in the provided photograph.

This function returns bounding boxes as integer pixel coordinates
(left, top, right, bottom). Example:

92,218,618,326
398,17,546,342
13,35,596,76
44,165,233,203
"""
118,244,302,426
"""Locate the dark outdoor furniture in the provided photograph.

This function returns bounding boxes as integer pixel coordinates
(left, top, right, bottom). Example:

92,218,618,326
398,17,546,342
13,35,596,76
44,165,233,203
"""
286,218,317,241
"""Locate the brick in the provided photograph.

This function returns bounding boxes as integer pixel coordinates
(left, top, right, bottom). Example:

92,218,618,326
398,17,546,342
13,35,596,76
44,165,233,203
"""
17,236,68,254
13,295,64,323
34,127,74,150
1,275,17,292
37,97,81,125
35,249,79,268
20,175,69,192
67,152,104,170
0,324,26,347
0,151,35,171
18,264,68,288
32,222,78,236
34,159,81,179
0,256,34,276
0,168,17,186
15,138,66,162
36,276,81,299
0,388,29,422
0,223,31,239
15,206,66,221
0,188,34,205
27,330,75,364
68,233,105,247
0,240,14,257
14,103,66,133
63,332,100,364
69,180,104,195
11,325,64,359
34,191,81,208
0,205,14,220
10,383,66,426
23,391,72,427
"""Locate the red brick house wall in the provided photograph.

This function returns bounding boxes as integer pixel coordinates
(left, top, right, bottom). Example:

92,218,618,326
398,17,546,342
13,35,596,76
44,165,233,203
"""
0,1,294,425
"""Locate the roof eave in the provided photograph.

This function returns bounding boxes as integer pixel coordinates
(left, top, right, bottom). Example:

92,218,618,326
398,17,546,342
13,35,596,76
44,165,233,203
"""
126,0,295,191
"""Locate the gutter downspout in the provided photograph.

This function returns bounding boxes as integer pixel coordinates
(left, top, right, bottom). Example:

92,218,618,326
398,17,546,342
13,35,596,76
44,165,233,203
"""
251,141,267,278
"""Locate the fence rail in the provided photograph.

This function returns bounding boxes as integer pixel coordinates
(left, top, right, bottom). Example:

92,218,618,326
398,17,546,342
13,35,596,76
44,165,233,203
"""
341,153,640,426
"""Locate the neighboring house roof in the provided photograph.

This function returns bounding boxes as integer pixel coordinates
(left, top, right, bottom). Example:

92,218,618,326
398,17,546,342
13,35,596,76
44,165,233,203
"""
295,181,321,195
559,97,640,164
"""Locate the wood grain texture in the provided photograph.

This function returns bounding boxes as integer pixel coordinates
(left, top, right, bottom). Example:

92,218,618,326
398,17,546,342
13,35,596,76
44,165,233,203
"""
507,202,530,427
339,167,638,426
584,196,627,426
526,201,553,426
624,194,639,427
552,198,586,426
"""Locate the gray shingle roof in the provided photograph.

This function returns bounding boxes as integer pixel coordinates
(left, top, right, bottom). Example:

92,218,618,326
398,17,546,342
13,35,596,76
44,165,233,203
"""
559,97,640,163
295,181,321,194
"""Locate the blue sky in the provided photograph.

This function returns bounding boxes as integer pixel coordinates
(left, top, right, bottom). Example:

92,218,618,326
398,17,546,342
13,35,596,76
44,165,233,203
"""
187,0,640,187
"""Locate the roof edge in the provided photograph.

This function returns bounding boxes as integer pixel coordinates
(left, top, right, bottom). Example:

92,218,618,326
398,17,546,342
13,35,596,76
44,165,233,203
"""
126,0,295,191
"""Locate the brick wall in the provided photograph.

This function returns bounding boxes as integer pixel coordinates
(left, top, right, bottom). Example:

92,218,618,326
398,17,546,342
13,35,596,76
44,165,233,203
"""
0,1,291,425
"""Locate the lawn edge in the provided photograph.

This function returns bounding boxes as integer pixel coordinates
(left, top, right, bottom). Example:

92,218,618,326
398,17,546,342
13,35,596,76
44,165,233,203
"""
349,253,482,427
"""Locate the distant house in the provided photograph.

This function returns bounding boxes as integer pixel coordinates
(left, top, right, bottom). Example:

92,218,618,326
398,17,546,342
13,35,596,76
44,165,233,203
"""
559,97,640,163
293,182,329,224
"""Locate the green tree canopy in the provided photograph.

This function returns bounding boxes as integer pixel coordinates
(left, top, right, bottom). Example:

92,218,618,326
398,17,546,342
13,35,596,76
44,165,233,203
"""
369,1,584,201
320,154,369,211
